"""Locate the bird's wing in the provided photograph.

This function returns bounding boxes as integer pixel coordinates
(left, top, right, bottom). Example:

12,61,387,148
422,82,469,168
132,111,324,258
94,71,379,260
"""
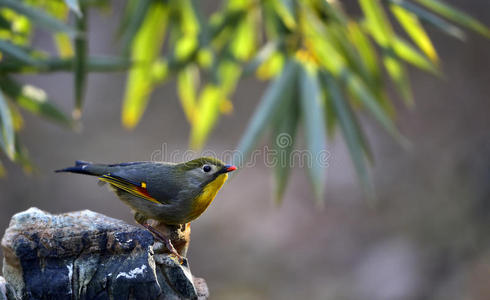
98,173,162,205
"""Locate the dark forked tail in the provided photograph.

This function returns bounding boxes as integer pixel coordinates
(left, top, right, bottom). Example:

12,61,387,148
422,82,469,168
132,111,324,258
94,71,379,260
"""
55,160,97,176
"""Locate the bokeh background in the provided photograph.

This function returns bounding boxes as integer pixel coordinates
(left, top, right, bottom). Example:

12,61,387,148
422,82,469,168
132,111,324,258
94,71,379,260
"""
1,1,489,299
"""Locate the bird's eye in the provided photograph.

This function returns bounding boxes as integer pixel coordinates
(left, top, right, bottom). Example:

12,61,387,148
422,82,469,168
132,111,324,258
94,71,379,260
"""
203,165,212,172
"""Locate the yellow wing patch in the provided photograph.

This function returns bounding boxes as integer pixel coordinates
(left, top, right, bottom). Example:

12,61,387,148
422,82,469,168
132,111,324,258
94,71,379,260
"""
99,174,161,205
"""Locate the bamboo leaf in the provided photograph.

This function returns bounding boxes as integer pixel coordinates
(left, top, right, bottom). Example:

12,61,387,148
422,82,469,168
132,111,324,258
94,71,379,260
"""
0,0,77,36
414,0,490,38
177,65,198,123
322,72,373,195
242,41,278,77
0,77,73,128
390,4,438,63
299,64,327,203
272,89,298,204
54,33,74,58
272,0,297,30
343,70,404,142
234,59,298,166
230,12,257,61
73,7,87,119
359,0,414,104
119,0,151,55
382,51,413,105
347,21,381,86
0,90,15,160
64,0,82,17
392,37,439,74
13,133,32,174
0,159,5,177
122,2,169,129
0,55,131,73
0,40,39,65
7,100,23,131
189,85,223,149
389,0,465,40
359,0,395,47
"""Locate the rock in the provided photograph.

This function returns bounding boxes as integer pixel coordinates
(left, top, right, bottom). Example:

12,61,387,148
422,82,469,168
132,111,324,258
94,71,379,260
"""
1,208,208,300
0,276,17,300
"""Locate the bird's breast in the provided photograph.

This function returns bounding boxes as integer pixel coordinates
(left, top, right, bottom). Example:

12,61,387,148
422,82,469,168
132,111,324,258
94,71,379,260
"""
188,173,228,221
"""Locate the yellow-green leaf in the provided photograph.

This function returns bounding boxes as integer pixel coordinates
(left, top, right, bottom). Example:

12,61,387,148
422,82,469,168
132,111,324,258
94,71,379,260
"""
383,52,413,105
122,2,169,129
189,85,223,149
414,0,490,38
177,65,199,123
53,33,74,58
390,4,438,63
230,11,257,61
389,0,465,40
0,159,5,177
392,37,439,75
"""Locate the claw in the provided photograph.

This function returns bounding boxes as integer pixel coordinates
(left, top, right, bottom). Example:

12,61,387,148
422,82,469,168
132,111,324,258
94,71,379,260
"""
140,222,186,264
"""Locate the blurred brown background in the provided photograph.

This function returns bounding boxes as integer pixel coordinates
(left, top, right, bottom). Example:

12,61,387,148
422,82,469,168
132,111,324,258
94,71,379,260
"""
1,1,489,299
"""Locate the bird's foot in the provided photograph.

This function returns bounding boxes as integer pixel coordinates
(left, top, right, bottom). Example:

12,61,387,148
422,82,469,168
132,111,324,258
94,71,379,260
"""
140,222,187,265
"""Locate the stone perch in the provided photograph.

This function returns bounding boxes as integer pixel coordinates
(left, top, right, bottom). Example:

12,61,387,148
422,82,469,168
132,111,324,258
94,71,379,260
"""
0,208,209,300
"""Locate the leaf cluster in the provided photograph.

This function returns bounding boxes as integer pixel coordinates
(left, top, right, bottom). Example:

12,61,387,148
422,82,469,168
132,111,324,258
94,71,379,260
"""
0,0,487,203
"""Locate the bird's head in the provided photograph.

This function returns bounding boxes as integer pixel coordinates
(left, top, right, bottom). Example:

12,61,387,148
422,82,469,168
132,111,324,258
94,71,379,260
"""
177,156,237,187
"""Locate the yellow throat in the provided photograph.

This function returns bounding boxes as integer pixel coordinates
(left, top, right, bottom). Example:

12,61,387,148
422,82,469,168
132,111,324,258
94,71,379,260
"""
189,173,228,221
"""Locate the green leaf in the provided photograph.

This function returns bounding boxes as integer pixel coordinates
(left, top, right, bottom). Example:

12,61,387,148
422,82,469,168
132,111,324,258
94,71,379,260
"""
382,51,413,105
189,85,223,149
0,55,131,73
414,0,490,38
359,0,414,103
390,4,438,63
122,2,169,129
218,60,242,95
0,40,39,65
271,0,297,30
322,72,373,195
347,21,381,86
389,0,465,40
0,0,77,36
13,133,33,174
234,59,298,166
272,89,298,204
177,65,198,123
54,33,74,58
230,12,257,61
73,7,87,119
0,90,15,160
359,0,395,48
343,70,404,142
242,41,278,77
119,0,151,55
299,64,327,204
0,77,73,128
0,159,5,177
392,37,439,75
64,0,82,17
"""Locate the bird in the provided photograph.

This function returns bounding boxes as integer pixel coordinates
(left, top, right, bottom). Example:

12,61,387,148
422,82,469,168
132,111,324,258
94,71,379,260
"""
56,157,236,262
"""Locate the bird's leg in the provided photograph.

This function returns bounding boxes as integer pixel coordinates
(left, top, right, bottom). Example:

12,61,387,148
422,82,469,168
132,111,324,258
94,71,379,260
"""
133,212,185,264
